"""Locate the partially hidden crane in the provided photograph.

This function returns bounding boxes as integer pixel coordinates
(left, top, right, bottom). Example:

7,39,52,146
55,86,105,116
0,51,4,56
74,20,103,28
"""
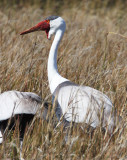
0,90,48,159
20,16,115,133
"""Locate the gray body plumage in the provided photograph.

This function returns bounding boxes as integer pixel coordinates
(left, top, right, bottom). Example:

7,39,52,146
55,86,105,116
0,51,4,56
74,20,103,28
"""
53,81,114,132
0,90,42,121
0,90,47,152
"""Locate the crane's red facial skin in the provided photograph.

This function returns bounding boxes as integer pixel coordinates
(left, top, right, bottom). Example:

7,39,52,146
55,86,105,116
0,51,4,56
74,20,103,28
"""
20,20,50,38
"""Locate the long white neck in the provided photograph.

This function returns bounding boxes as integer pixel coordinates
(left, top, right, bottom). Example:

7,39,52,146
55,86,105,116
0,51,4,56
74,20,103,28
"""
48,29,68,94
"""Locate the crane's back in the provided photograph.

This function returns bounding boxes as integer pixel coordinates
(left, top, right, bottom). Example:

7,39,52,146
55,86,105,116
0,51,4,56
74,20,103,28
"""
0,91,42,121
53,81,114,131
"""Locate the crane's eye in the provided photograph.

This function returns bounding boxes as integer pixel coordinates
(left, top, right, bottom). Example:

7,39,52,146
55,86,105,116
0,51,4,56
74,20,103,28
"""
46,20,50,24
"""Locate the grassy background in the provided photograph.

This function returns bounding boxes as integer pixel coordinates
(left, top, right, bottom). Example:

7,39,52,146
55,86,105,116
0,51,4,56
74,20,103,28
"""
0,0,127,159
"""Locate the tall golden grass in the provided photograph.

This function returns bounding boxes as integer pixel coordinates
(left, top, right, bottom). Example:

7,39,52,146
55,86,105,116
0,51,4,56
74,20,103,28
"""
0,4,127,160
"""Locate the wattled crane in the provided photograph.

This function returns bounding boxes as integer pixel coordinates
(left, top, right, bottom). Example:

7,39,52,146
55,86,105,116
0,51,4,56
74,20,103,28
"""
20,15,115,133
0,90,48,159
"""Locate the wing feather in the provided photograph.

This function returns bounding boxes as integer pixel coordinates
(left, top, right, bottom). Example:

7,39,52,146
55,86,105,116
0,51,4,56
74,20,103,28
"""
0,90,42,121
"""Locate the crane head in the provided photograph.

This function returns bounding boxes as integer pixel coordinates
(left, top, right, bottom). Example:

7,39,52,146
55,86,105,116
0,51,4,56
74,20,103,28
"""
20,16,66,39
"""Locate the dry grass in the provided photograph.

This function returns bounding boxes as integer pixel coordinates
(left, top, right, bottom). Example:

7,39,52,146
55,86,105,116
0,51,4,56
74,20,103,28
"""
0,4,127,160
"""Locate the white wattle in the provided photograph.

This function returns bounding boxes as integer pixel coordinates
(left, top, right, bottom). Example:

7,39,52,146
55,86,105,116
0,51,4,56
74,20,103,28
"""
48,28,68,94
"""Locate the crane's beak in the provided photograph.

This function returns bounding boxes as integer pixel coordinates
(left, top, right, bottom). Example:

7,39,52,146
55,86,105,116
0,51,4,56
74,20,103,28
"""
20,26,40,35
20,20,50,35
